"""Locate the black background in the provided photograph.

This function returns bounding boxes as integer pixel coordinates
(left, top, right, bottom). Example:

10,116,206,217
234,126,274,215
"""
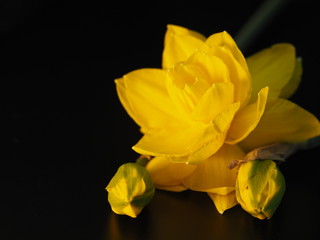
2,0,320,239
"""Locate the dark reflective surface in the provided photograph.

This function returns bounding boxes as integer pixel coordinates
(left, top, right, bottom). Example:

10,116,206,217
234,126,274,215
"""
2,0,320,239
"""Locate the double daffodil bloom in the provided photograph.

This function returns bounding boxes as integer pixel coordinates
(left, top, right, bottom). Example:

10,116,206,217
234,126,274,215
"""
115,24,320,215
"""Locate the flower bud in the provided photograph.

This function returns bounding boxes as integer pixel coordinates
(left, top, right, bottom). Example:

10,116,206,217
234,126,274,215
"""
106,162,155,218
235,160,285,219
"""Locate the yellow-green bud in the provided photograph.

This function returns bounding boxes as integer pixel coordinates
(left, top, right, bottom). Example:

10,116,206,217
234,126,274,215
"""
106,162,155,218
235,160,285,220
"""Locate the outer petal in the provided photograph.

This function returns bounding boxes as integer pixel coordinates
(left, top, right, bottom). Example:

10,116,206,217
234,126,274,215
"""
247,43,296,101
146,156,197,191
115,68,188,133
182,144,246,192
226,87,268,144
162,24,206,69
279,57,303,99
240,98,320,151
207,191,238,214
132,122,210,158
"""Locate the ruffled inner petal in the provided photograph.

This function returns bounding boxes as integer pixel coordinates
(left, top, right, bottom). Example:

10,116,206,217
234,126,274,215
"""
191,82,234,124
162,24,206,69
204,31,251,106
188,51,232,84
185,102,241,164
206,31,249,76
166,62,211,116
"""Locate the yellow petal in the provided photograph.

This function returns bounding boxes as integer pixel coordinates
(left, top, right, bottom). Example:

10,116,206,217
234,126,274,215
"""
182,144,246,192
205,31,251,106
226,87,268,144
191,82,234,123
146,156,197,191
133,121,210,158
240,98,320,151
166,62,211,116
133,102,240,164
115,68,188,133
207,191,238,214
188,51,232,84
247,43,296,101
162,24,206,69
181,102,241,164
279,57,303,99
206,31,249,77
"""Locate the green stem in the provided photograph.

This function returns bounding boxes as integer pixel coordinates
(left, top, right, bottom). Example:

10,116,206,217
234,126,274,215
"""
235,0,290,53
136,155,151,167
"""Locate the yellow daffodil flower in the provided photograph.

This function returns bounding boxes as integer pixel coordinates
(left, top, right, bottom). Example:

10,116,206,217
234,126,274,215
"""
114,24,320,216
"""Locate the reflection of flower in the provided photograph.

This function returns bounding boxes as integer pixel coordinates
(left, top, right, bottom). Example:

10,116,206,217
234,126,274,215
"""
114,24,320,216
